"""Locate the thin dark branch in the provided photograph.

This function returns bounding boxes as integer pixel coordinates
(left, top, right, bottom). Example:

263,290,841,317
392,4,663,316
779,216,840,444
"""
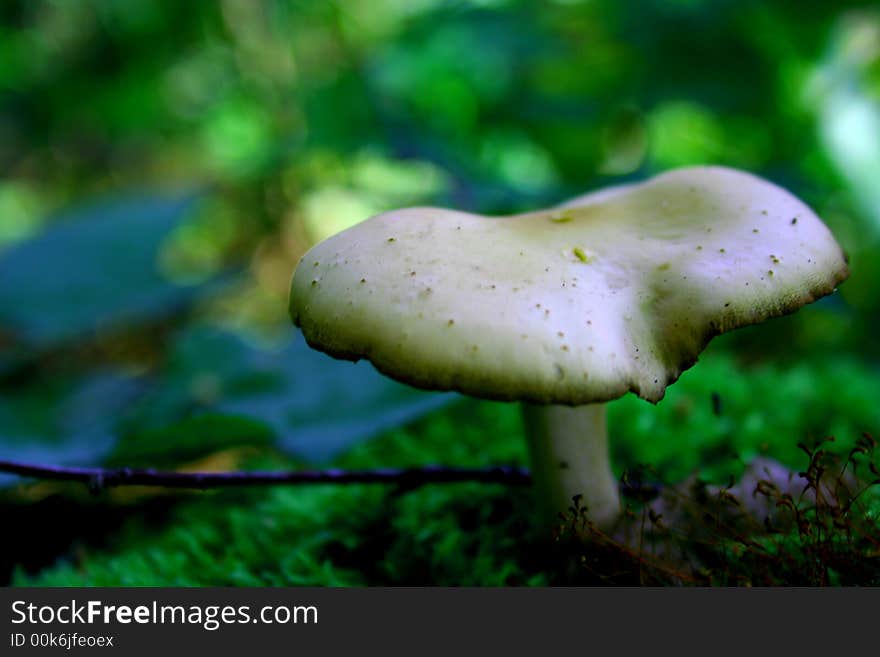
0,459,662,499
0,459,532,491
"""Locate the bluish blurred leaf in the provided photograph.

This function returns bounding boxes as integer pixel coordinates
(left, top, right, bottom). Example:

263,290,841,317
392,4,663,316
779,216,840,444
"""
0,192,204,356
123,325,456,463
0,372,145,485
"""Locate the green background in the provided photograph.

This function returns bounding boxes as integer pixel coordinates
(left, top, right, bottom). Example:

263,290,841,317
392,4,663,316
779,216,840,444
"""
0,0,877,585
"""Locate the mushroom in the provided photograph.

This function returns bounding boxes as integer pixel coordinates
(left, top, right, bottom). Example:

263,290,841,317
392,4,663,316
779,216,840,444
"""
288,166,849,530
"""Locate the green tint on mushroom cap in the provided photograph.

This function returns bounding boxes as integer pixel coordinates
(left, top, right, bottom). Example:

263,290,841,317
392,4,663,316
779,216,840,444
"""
289,166,849,406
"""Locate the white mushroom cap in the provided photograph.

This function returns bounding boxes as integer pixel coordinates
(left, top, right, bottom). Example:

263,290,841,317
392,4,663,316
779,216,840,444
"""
290,166,849,405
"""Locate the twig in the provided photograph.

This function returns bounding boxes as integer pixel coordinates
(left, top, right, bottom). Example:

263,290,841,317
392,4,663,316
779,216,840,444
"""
0,459,531,491
0,459,663,499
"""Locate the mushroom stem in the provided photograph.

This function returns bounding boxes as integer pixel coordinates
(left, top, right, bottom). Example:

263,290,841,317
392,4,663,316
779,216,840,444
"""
521,403,620,531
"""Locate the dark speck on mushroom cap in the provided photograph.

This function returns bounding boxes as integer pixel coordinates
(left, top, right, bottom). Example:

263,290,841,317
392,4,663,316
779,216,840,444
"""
290,166,849,406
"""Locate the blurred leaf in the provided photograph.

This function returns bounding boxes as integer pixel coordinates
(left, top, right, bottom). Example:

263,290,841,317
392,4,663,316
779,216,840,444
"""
597,106,648,175
0,181,49,249
120,325,456,463
0,192,206,357
808,12,880,237
648,100,726,168
478,130,559,192
0,372,144,486
109,413,275,467
299,186,384,244
200,98,274,178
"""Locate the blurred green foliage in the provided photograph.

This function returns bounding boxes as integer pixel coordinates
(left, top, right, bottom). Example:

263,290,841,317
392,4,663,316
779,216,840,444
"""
1,0,878,585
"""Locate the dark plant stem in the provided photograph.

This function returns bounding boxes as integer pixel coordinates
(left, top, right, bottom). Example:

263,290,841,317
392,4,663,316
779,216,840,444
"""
0,460,662,499
0,459,531,492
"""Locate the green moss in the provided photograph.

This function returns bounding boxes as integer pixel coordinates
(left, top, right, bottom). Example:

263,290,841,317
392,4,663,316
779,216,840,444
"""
611,348,880,483
16,350,880,586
